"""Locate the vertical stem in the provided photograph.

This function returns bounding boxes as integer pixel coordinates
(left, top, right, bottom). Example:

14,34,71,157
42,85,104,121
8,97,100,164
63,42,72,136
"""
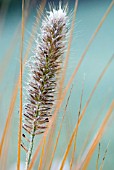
25,98,40,169
17,0,24,169
25,124,35,170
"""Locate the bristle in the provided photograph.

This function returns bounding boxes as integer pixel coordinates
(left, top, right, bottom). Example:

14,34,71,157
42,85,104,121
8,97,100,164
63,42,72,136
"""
22,134,30,143
21,143,28,153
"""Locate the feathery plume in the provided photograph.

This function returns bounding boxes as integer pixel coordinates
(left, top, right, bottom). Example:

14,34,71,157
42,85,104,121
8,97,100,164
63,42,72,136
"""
23,4,69,168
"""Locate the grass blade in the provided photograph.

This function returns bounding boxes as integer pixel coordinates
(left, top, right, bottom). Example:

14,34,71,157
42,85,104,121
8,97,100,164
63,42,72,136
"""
70,83,84,169
17,0,24,169
99,142,110,170
38,138,46,170
96,143,101,170
59,55,114,170
48,87,73,170
79,102,114,170
76,94,110,166
63,0,114,98
59,0,78,97
0,79,19,156
23,0,46,66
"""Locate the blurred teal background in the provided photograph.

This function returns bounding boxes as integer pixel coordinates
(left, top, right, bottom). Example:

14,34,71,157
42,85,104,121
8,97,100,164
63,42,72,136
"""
0,0,114,170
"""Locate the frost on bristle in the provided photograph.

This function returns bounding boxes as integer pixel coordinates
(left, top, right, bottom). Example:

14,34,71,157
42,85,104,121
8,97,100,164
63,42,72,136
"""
23,6,69,137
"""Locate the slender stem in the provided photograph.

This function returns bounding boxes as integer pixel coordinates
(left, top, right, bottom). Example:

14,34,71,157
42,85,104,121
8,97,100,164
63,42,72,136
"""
25,124,36,170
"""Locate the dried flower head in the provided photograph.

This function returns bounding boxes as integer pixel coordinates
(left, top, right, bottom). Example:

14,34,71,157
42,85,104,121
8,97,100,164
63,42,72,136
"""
23,4,69,168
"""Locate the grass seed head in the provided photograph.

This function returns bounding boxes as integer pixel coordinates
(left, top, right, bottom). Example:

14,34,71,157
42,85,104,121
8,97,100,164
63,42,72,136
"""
23,4,69,136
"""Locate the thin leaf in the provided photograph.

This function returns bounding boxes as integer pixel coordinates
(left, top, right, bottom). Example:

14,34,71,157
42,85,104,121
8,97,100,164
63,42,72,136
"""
59,55,114,170
59,0,78,98
76,94,110,165
70,82,84,169
99,141,110,170
23,0,47,66
48,87,73,170
17,0,24,169
63,0,114,99
79,102,114,170
96,143,101,170
0,79,19,156
38,138,46,170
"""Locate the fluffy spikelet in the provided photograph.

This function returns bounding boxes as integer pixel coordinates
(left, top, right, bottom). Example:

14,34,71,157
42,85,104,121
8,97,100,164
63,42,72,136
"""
23,4,69,168
23,5,68,136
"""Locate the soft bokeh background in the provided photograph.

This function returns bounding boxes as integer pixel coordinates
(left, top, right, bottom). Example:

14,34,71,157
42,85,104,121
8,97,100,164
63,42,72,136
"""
0,0,114,169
